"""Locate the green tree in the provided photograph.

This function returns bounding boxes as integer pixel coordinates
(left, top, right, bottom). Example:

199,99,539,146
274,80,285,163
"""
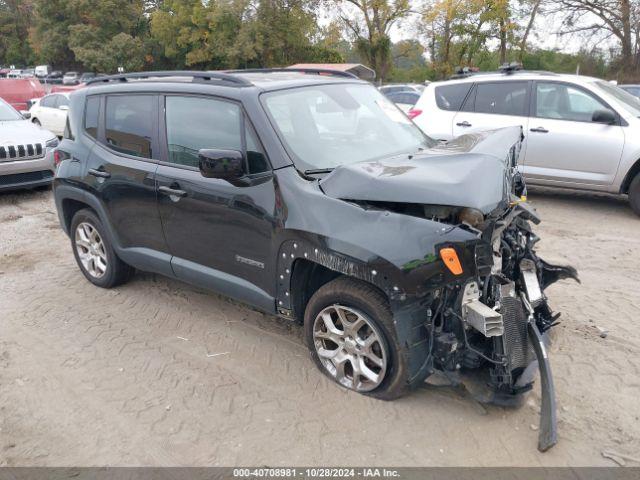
0,0,35,66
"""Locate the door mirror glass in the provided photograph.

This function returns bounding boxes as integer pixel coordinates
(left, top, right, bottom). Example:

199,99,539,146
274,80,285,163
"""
591,108,616,124
198,149,245,181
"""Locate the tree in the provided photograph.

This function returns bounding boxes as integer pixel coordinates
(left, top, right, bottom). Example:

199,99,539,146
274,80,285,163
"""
555,0,640,77
333,0,412,82
0,0,35,65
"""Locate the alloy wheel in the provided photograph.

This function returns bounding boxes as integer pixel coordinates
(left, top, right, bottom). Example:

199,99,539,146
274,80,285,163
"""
312,305,388,392
75,222,108,278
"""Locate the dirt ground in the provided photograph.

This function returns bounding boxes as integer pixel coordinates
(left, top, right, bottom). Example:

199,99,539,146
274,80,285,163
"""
0,187,639,467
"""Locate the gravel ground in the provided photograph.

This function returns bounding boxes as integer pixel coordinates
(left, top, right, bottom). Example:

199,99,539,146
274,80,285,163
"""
0,187,639,467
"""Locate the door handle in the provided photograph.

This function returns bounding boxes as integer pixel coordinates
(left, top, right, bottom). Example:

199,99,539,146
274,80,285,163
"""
456,121,472,127
88,168,111,178
530,127,549,133
158,185,187,198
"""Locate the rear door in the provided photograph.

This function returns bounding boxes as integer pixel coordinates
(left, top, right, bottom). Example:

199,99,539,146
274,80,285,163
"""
451,80,531,139
523,81,625,186
83,93,170,274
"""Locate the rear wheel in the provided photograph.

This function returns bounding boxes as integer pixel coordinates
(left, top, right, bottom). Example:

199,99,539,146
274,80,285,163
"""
304,277,410,400
70,209,132,288
629,173,640,216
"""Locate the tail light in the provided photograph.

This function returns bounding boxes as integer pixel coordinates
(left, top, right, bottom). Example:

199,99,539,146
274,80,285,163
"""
408,108,422,120
53,149,70,167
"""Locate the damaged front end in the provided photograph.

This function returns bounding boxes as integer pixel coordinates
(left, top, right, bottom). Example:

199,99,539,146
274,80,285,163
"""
431,201,578,452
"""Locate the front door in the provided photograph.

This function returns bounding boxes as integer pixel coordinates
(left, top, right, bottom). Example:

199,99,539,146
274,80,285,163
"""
156,94,276,311
523,81,625,186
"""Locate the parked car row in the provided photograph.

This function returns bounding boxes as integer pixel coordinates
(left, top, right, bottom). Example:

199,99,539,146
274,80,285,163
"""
0,66,101,85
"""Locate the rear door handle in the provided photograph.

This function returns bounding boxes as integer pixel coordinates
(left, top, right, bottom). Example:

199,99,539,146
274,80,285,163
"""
530,127,549,133
158,185,187,198
88,168,111,178
456,121,472,127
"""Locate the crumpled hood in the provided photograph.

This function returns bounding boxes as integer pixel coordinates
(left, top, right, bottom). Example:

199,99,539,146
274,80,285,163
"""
319,127,522,214
0,120,55,145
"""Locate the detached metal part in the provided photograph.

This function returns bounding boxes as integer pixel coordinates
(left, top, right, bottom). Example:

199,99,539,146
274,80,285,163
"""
520,259,543,306
462,282,504,337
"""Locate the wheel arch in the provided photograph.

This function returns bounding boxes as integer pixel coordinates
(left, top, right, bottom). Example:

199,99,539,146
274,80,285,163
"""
277,239,397,322
620,158,640,194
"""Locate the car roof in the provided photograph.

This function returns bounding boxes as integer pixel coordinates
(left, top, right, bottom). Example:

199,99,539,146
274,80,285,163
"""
83,70,366,93
435,71,603,86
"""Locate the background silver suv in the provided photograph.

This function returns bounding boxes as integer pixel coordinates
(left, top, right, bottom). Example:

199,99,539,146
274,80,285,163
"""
412,71,640,215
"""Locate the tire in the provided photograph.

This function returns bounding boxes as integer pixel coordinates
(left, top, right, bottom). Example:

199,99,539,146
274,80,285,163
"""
70,208,132,288
304,276,410,400
32,118,41,126
629,173,640,216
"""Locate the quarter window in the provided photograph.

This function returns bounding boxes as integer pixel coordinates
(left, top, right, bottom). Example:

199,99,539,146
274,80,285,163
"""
535,82,608,122
84,96,100,139
474,82,528,116
105,95,154,158
435,83,473,111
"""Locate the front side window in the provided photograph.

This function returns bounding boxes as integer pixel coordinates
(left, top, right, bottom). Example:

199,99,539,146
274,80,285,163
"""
474,82,528,116
84,96,100,139
535,82,608,122
56,95,69,108
262,83,435,172
105,95,154,158
164,96,269,174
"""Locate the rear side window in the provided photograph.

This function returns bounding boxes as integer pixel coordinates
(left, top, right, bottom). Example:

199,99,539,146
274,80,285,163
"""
435,83,473,111
84,96,100,139
105,95,154,158
474,82,528,116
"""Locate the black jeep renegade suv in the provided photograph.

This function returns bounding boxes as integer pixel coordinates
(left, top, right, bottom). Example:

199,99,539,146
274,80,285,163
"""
53,69,577,451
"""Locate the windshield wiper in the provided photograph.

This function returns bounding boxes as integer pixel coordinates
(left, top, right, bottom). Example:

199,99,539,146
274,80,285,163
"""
304,168,334,175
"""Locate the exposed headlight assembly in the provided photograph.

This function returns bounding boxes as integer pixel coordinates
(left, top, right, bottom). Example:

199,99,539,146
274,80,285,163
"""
458,207,484,227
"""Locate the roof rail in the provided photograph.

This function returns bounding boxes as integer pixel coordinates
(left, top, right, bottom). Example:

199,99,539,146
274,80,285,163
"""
85,70,252,87
225,67,358,79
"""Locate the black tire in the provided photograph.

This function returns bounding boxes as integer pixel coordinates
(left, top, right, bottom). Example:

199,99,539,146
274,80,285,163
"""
629,173,640,216
304,276,410,400
70,208,132,288
32,118,41,126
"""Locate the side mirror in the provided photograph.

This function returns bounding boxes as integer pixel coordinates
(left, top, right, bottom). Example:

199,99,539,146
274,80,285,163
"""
21,111,31,120
592,108,616,124
59,105,69,111
198,149,245,181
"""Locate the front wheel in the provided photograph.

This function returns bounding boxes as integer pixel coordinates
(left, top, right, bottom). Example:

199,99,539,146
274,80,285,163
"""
32,118,41,126
304,277,410,400
629,173,640,216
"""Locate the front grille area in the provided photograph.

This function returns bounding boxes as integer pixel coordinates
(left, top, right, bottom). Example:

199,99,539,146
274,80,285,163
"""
0,170,53,187
0,143,44,161
500,296,535,370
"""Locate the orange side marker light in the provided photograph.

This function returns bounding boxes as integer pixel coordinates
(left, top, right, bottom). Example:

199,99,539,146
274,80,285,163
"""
440,247,463,275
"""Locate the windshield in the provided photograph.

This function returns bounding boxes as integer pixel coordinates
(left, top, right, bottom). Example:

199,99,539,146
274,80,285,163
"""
262,83,436,172
593,81,640,117
0,100,23,121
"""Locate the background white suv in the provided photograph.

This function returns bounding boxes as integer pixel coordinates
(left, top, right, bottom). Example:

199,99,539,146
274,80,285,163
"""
411,71,640,215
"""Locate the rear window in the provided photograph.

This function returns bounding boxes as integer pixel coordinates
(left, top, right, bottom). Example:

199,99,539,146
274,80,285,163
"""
435,83,473,111
104,95,154,158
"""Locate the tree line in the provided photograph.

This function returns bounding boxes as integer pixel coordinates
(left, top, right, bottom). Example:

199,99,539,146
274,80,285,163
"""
0,0,637,82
